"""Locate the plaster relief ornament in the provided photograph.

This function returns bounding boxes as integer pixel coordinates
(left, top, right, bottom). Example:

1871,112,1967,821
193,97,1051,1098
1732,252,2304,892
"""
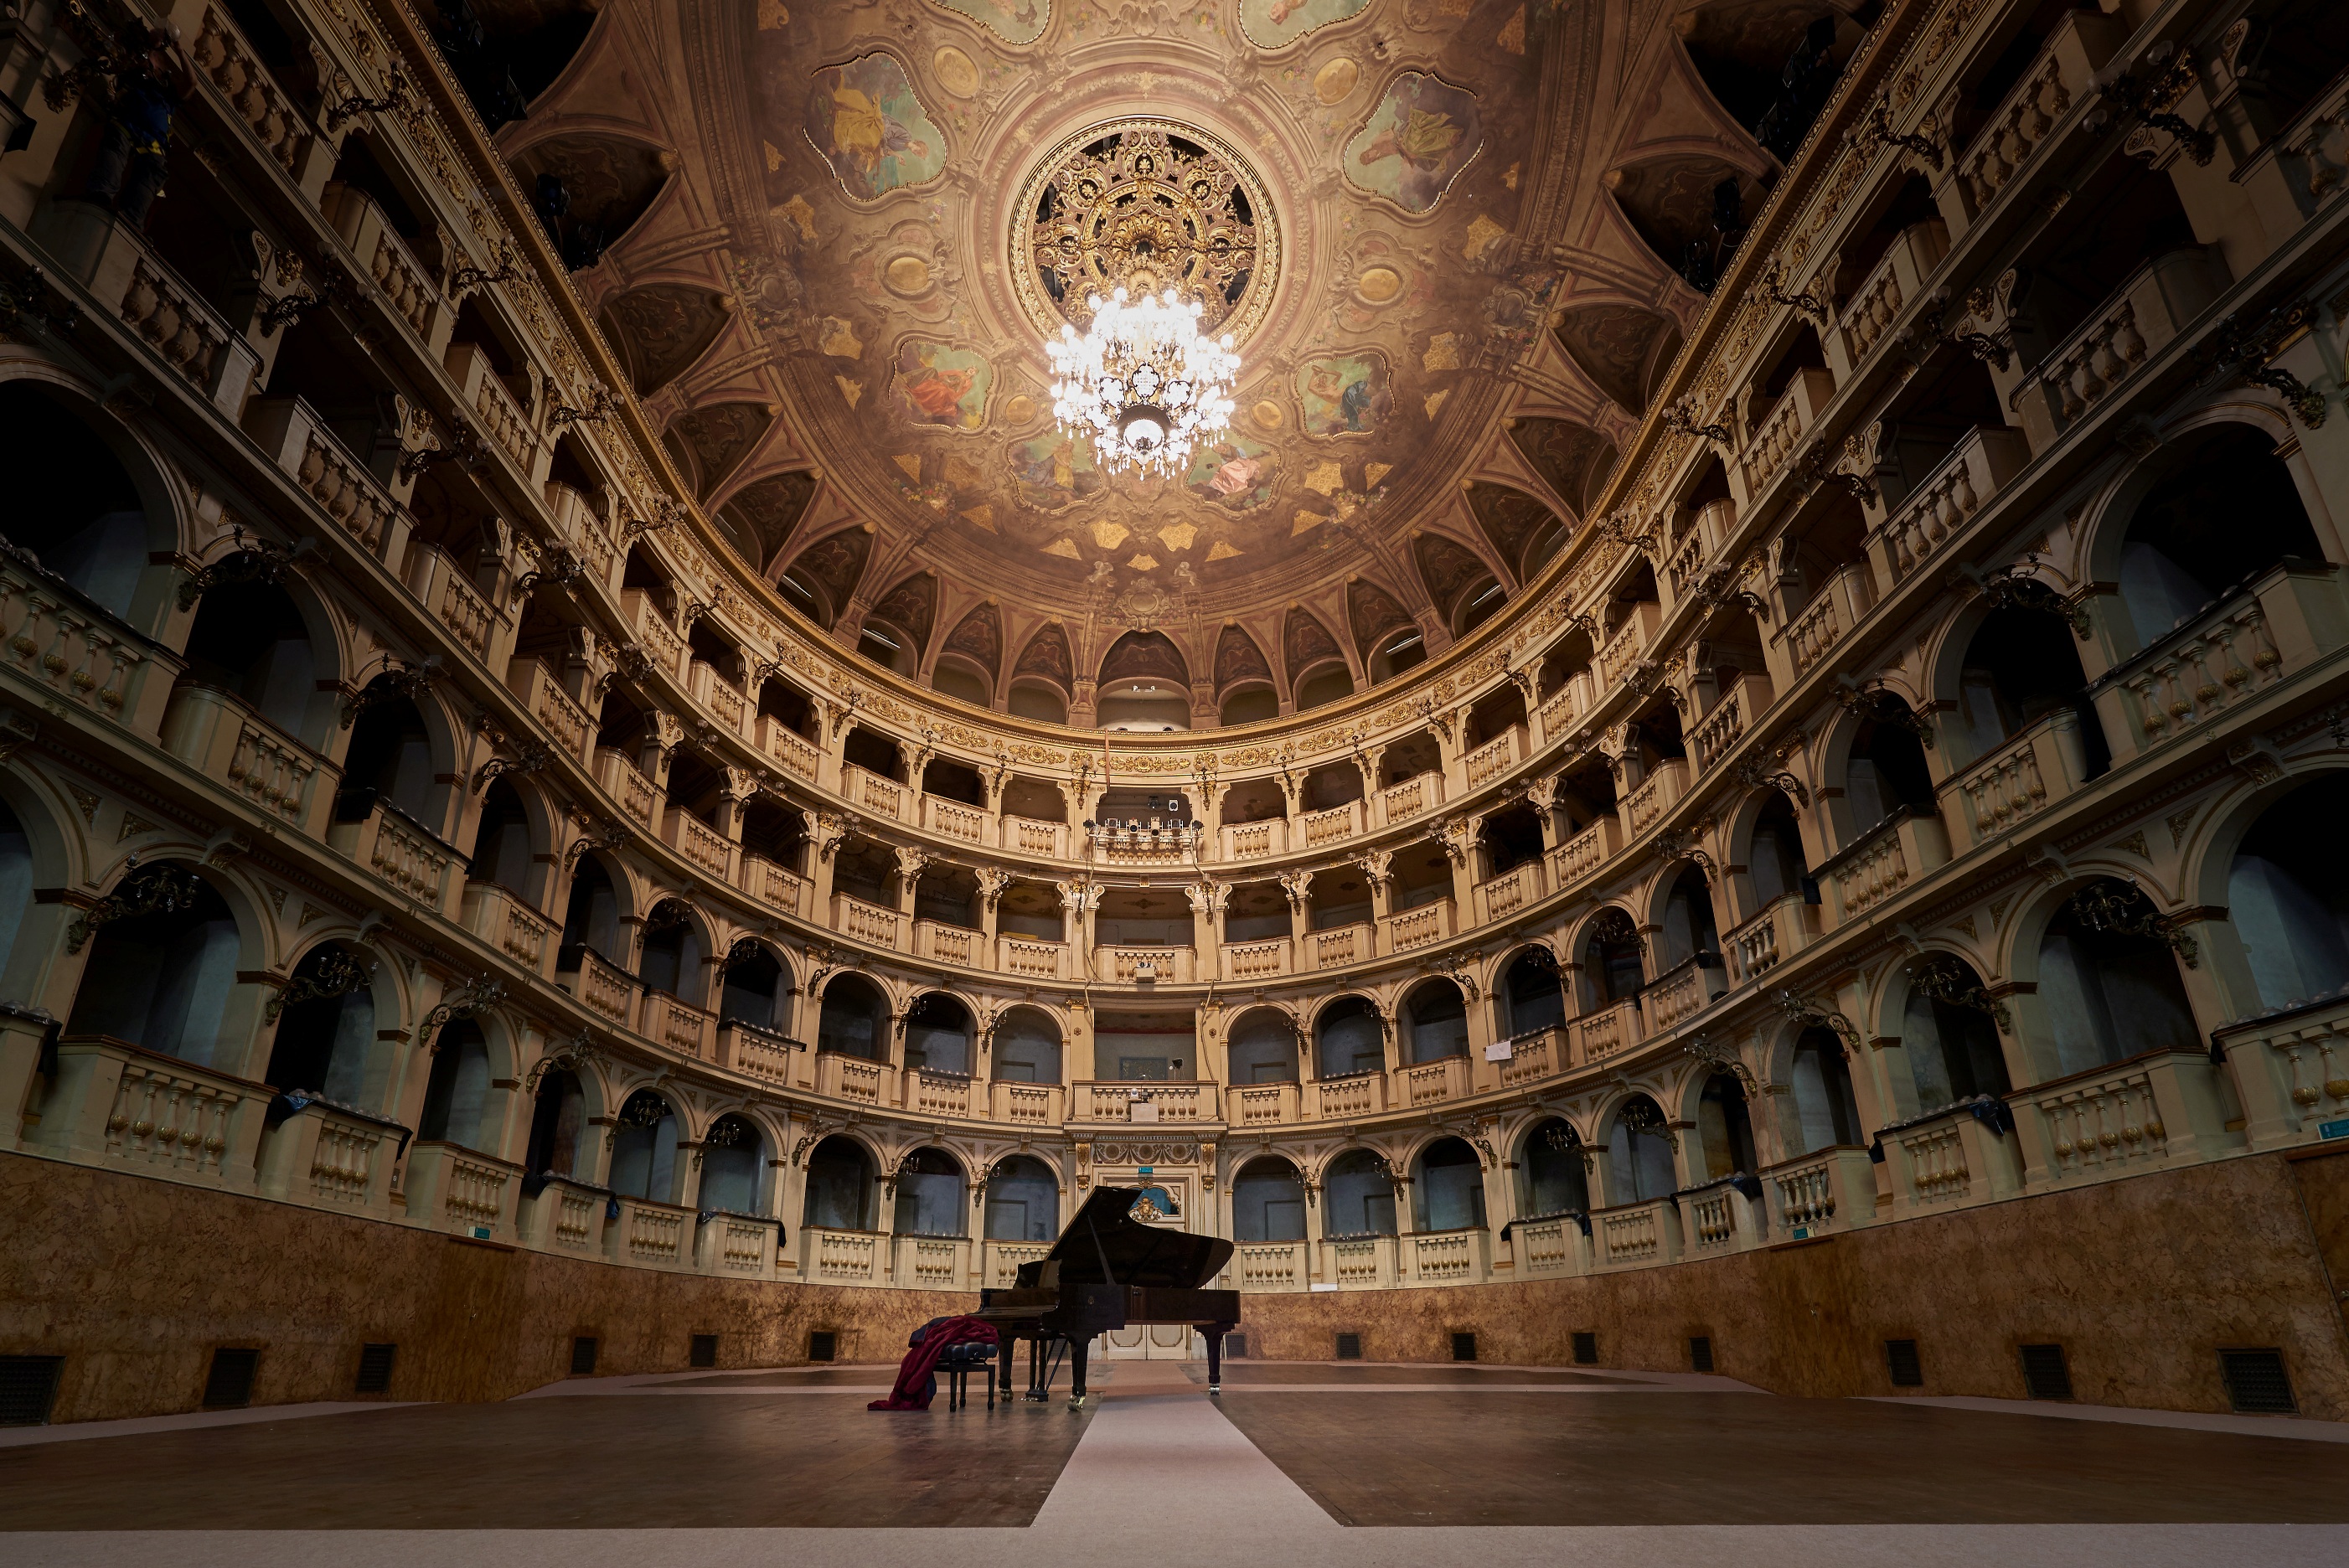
1242,0,1373,49
803,54,947,202
1345,72,1484,214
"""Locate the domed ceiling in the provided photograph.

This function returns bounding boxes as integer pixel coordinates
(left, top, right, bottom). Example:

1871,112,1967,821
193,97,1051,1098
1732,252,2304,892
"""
495,0,1856,712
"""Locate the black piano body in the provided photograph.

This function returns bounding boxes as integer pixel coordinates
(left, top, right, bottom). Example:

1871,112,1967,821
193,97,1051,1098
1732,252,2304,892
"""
975,1185,1240,1405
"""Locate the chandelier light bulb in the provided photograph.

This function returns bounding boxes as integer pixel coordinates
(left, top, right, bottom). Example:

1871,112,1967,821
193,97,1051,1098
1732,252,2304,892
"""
1045,286,1242,480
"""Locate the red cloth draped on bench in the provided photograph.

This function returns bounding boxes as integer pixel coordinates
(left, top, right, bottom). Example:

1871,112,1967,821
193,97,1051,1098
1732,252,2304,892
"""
867,1315,999,1411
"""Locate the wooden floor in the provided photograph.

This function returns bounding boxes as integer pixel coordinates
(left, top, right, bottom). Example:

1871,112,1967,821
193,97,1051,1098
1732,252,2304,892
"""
1215,1388,2349,1525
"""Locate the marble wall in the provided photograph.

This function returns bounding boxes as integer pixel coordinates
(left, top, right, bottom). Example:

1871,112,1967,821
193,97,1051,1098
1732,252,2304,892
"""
6,1147,2346,1424
1236,1148,2349,1421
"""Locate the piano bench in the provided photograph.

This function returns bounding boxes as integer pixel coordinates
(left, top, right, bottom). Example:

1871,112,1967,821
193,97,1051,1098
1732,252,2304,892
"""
941,1344,998,1411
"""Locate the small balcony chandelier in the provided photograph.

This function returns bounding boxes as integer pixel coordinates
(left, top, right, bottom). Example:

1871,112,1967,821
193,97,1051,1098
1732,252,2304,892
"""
1047,286,1240,478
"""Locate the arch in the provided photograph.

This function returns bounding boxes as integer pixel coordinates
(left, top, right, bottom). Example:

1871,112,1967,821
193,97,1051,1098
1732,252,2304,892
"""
700,1112,767,1215
64,860,244,1070
1828,694,1936,837
983,1153,1060,1241
0,377,178,620
0,786,64,998
606,1087,680,1202
1231,1155,1308,1242
1313,994,1385,1079
1506,417,1618,519
992,1003,1063,1083
2224,771,2349,1010
523,1065,589,1179
2029,879,2202,1075
1412,1136,1487,1230
1226,1005,1299,1084
1576,907,1647,1010
2100,421,2326,649
1742,792,1811,910
1694,1070,1758,1179
1654,862,1722,969
467,777,541,896
1322,1148,1397,1237
904,990,973,1075
892,1146,967,1237
1948,601,2106,771
1552,303,1675,416
803,1134,877,1230
817,972,890,1060
260,941,379,1105
1520,1117,1591,1215
181,576,323,742
718,939,791,1033
1400,977,1469,1064
635,895,710,1005
1011,622,1075,694
1500,944,1567,1034
780,528,873,629
336,681,447,825
417,1019,498,1155
597,284,731,397
1213,622,1275,696
1787,1027,1863,1154
557,850,628,968
1897,952,2012,1112
1283,608,1345,695
720,469,818,575
1606,1094,1678,1201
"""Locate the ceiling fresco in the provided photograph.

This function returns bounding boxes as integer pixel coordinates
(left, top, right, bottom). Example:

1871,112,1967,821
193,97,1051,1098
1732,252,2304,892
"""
505,0,1830,709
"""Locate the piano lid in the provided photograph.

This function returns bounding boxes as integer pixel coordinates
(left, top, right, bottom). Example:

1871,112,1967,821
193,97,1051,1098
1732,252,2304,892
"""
1025,1186,1235,1289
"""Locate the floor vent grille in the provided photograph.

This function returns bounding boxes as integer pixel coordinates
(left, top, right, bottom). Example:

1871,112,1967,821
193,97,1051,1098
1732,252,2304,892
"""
808,1331,837,1363
1451,1333,1477,1363
2020,1344,2073,1401
355,1344,396,1395
2220,1349,2295,1414
689,1334,719,1369
1884,1338,1923,1388
1571,1332,1598,1365
0,1355,63,1426
204,1349,258,1410
1688,1336,1714,1373
571,1337,599,1376
1335,1333,1363,1360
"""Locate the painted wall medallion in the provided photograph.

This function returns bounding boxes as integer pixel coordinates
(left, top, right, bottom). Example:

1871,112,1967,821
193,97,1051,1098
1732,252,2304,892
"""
1239,0,1371,50
926,0,1049,46
1008,431,1104,510
1295,352,1393,436
1344,72,1483,214
804,54,947,201
891,341,993,430
1184,435,1281,513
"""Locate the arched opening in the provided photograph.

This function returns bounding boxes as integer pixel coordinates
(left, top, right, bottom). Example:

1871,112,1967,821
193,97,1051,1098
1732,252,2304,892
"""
607,1089,678,1202
1579,910,1647,1010
931,659,993,707
2116,425,2322,640
1501,947,1567,1035
1748,796,1811,908
842,725,904,782
417,1019,494,1153
1464,685,1528,750
856,619,919,675
523,1067,586,1178
1478,802,1545,879
1696,1071,1758,1179
1314,996,1385,1079
816,973,889,1060
1658,864,1722,968
1901,957,2011,1109
1231,1157,1307,1242
65,864,240,1069
992,1006,1062,1083
1009,680,1069,724
1607,1096,1678,1202
718,942,788,1033
1955,606,2106,773
1844,702,1936,834
0,383,152,618
739,797,808,874
1367,627,1427,683
335,688,436,824
180,579,316,738
557,854,623,967
1521,1119,1590,1215
892,1148,966,1237
904,992,972,1075
1453,576,1505,636
1412,1137,1486,1231
261,943,376,1103
2037,881,2202,1074
0,798,33,982
635,899,703,1004
803,1136,876,1230
1219,684,1278,725
2228,773,2349,1009
1401,978,1469,1064
700,1113,766,1215
1227,1009,1299,1085
467,779,533,894
1323,1149,1397,1237
1295,663,1354,713
1789,1028,1862,1153
983,1154,1060,1242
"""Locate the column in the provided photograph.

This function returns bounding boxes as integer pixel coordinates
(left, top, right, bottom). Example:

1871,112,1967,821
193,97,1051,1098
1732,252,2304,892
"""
978,867,1009,964
893,847,928,918
1357,850,1394,951
1278,869,1312,963
803,811,842,911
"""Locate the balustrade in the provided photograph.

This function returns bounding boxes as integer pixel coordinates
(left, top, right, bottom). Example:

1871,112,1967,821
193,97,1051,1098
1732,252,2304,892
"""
700,1213,779,1277
1229,1081,1298,1127
843,763,904,821
1724,893,1819,985
1624,760,1686,836
1867,427,2029,582
2097,570,2310,762
608,1195,689,1268
911,1070,976,1118
1554,815,1621,886
404,543,494,663
1224,936,1292,980
1776,564,1872,682
1596,1197,1680,1268
0,556,158,732
687,661,748,735
925,794,990,844
741,853,805,917
256,1098,399,1215
1233,1240,1309,1291
1383,899,1452,953
990,1081,1064,1125
1475,859,1545,925
595,747,660,829
999,936,1065,980
329,797,457,914
622,588,686,680
1947,711,2089,848
715,1019,800,1088
189,0,316,177
1513,1215,1580,1276
808,1226,881,1283
1004,814,1066,857
1300,801,1360,848
1570,997,1641,1066
2022,249,2225,438
1830,219,1948,373
1496,1028,1557,1089
1312,1071,1384,1119
560,945,638,1028
1304,923,1369,970
519,1174,607,1254
119,248,240,406
983,1240,1050,1287
1221,818,1285,859
816,1050,891,1107
915,919,980,967
1323,1234,1396,1288
1954,10,2119,218
1381,770,1440,824
894,1234,970,1289
1643,954,1724,1035
1737,367,1835,501
834,892,904,951
32,1037,261,1188
1397,1055,1468,1107
158,683,327,831
2016,1049,2236,1186
246,398,400,555
1884,1101,2024,1216
1462,726,1523,789
404,1141,520,1239
1101,944,1194,983
323,183,446,352
1408,1227,1487,1285
662,807,735,882
761,718,820,781
1076,1082,1211,1122
510,657,589,761
2213,997,2349,1152
641,991,714,1060
1763,1146,1877,1240
459,879,555,977
444,341,538,475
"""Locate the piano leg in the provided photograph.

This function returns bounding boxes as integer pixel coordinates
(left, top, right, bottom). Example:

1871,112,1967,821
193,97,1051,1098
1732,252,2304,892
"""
1204,1325,1225,1395
1068,1336,1089,1409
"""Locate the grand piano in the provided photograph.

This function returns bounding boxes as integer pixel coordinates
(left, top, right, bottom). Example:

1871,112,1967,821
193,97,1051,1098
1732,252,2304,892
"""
975,1185,1240,1406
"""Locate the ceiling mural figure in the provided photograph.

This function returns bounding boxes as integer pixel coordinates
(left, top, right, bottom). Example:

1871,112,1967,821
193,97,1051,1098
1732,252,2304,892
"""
803,53,947,202
925,0,1051,48
1238,0,1373,51
1344,72,1484,216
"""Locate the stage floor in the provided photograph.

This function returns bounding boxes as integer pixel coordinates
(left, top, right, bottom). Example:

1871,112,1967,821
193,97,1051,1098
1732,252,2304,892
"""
7,1359,2349,1565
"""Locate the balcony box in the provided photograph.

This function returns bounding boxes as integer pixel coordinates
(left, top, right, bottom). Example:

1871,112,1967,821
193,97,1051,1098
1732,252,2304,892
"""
1594,1196,1683,1269
924,792,991,845
660,806,736,884
1474,859,1546,926
1819,806,1950,926
257,1096,402,1217
1322,1233,1398,1289
1311,1070,1385,1120
1879,1100,2026,1219
893,1232,971,1289
1381,899,1453,955
1231,1239,1310,1292
508,656,592,762
1220,818,1288,860
1677,1177,1763,1259
1227,1081,1298,1128
1003,813,1066,858
1940,709,2091,852
699,1211,782,1279
328,794,459,917
815,1050,893,1108
641,990,714,1060
832,891,905,951
607,1194,693,1270
998,936,1065,980
989,1079,1066,1127
1763,1145,1880,1240
805,1225,885,1284
1300,923,1371,971
159,683,334,837
914,918,983,967
715,1019,802,1090
2009,1047,2241,1189
557,944,638,1029
1724,892,1820,986
28,1035,266,1190
518,1173,611,1255
1379,769,1443,825
1406,1226,1489,1287
1073,1081,1215,1123
1098,944,1196,983
403,1140,522,1240
1223,935,1294,981
1507,1212,1586,1278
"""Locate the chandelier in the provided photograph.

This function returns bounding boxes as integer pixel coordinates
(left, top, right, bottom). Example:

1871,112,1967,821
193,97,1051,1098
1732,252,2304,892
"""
1047,286,1240,478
